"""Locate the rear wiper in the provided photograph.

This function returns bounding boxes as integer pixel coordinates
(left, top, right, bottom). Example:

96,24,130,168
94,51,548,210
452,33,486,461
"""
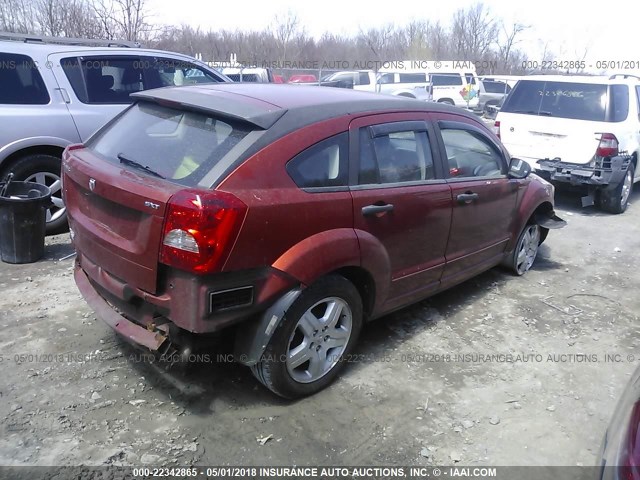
117,153,165,179
511,109,553,116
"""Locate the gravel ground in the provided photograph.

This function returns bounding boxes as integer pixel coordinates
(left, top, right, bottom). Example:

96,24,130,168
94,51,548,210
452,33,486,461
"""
0,188,639,468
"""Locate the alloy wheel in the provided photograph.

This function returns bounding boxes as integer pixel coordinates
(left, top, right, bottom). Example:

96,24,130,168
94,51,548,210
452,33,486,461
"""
286,297,352,383
515,224,540,275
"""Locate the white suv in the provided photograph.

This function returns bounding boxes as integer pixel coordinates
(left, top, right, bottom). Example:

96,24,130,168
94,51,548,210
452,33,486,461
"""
0,33,229,233
495,74,640,213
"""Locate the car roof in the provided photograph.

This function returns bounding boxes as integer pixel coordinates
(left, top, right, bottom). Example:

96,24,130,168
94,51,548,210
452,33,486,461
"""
131,83,472,129
516,74,640,84
0,39,199,59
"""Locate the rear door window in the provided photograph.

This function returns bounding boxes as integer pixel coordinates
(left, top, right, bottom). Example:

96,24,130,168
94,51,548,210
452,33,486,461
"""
139,57,224,88
286,133,349,189
378,73,394,84
359,123,435,184
398,73,427,83
0,53,49,104
431,74,463,86
501,80,608,121
62,56,144,104
88,102,253,186
610,85,629,122
482,81,511,94
358,72,371,85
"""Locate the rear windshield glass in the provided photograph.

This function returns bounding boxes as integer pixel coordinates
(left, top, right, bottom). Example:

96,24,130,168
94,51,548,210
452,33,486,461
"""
87,102,253,186
501,80,613,121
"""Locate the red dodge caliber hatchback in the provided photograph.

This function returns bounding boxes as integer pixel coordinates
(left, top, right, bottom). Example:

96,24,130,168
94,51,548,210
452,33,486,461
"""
63,84,564,398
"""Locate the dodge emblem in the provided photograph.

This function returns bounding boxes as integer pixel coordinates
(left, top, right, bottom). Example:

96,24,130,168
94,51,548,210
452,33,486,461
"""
89,178,96,191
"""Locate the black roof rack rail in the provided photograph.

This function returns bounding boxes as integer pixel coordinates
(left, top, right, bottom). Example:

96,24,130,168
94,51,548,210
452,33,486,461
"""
608,73,640,81
0,31,141,48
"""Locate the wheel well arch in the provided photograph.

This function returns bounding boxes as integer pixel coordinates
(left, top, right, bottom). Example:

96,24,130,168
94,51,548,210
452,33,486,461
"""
437,98,454,104
529,201,555,242
0,145,64,174
395,92,415,98
531,200,554,219
332,266,376,321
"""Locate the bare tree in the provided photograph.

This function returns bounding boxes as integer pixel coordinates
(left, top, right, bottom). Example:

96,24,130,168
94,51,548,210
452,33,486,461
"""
498,22,529,73
425,22,452,60
403,20,431,59
451,2,498,59
271,9,301,63
0,0,38,33
356,24,398,63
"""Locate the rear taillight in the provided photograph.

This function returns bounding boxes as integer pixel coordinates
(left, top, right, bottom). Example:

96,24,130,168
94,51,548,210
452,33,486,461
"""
596,133,619,157
160,190,247,274
493,120,501,139
619,401,640,480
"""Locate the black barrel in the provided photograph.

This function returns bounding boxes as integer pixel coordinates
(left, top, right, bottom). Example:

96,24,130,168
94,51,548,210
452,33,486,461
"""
0,181,52,264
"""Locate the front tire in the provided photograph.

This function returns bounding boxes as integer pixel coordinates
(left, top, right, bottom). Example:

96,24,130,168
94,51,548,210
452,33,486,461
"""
5,154,67,235
506,224,541,276
250,275,363,399
598,163,634,214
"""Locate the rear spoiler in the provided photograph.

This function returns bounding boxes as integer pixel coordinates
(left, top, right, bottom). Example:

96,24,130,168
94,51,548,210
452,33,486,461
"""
131,89,287,129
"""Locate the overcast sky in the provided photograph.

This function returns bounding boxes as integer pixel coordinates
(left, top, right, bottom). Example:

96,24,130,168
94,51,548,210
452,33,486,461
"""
149,0,637,69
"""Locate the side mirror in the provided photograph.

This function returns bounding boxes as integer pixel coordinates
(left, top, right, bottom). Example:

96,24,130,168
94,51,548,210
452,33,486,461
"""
508,157,531,179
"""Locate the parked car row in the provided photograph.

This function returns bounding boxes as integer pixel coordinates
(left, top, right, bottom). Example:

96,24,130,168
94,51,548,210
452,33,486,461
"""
217,63,485,109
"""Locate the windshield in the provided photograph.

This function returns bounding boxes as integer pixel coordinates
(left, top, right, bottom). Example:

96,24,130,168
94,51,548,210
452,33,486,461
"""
87,102,253,186
500,80,616,121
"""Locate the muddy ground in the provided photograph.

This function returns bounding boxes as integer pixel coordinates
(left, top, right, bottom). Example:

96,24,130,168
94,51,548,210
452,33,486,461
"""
1,188,639,468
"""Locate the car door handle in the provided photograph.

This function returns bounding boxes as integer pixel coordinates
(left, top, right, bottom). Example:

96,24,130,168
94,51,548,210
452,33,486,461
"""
457,192,479,204
56,88,71,104
362,203,394,216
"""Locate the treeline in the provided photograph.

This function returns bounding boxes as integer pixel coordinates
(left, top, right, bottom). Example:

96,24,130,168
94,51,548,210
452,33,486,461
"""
0,0,572,75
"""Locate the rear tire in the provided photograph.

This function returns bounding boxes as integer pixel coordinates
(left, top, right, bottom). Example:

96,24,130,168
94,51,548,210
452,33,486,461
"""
598,163,634,214
438,99,455,105
4,154,67,235
250,275,363,399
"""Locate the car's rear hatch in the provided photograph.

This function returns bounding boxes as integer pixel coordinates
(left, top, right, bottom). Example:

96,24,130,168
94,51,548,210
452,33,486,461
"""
498,80,625,166
63,96,272,294
64,147,180,294
498,114,606,166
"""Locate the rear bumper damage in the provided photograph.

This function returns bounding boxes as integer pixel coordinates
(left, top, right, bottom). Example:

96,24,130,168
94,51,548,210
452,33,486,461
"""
73,251,299,353
74,264,167,352
537,155,631,187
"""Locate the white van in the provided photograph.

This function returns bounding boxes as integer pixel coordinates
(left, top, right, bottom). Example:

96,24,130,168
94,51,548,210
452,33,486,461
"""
429,72,479,109
380,61,479,109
